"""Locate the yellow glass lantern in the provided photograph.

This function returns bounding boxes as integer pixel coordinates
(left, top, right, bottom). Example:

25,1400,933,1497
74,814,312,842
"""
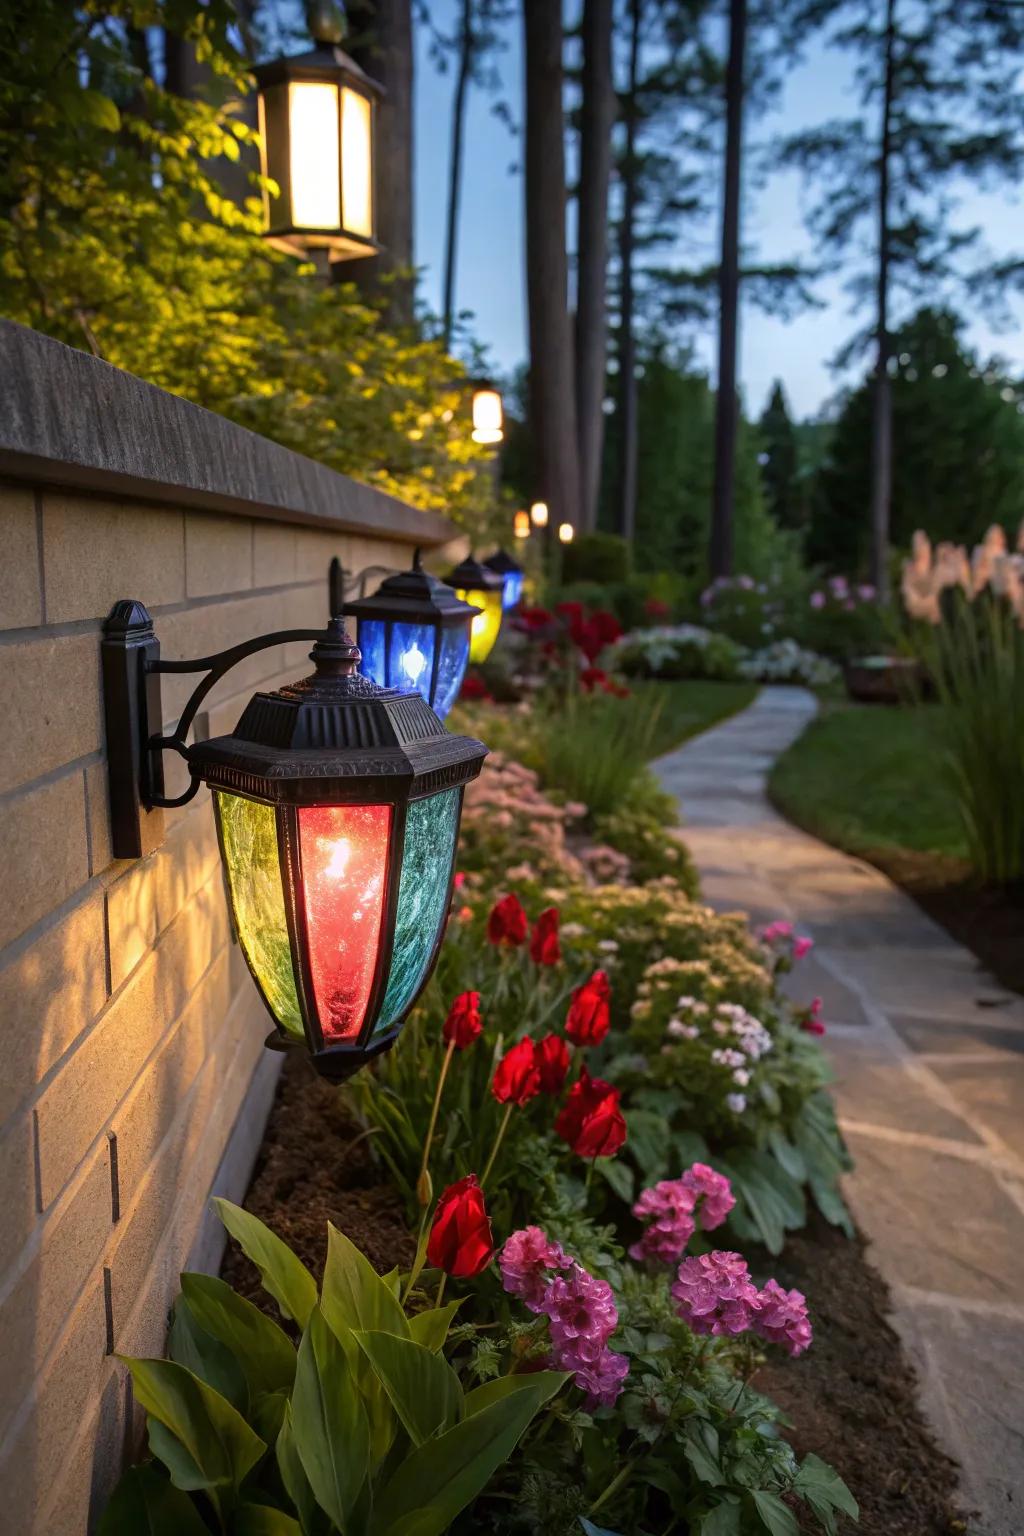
445,556,504,664
471,382,504,445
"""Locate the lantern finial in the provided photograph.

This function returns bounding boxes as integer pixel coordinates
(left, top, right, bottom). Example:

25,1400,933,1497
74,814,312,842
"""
310,617,361,676
306,0,346,46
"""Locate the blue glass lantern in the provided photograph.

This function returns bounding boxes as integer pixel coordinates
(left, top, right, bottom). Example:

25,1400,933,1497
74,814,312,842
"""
343,556,480,720
484,548,526,611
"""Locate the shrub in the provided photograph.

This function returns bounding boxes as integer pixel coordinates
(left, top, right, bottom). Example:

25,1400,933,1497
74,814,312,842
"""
802,575,888,659
698,573,803,648
561,531,632,584
607,624,745,681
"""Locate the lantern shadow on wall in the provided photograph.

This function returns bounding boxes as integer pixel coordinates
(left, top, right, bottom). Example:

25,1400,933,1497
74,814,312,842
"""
101,603,487,1081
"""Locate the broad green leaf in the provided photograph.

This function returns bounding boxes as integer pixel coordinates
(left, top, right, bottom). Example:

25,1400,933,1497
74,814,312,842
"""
697,1501,743,1536
407,1298,464,1352
121,1356,266,1497
251,1391,288,1447
292,1308,370,1528
381,1267,402,1297
766,1129,807,1183
213,1199,317,1328
75,88,121,132
180,1272,296,1397
169,1295,248,1413
623,1108,670,1182
749,1489,800,1536
370,1372,565,1536
354,1329,463,1445
96,1462,208,1535
235,1505,303,1535
684,1421,723,1487
147,1419,210,1493
276,1402,322,1536
794,1454,859,1528
321,1222,410,1346
597,1156,635,1203
463,1370,568,1417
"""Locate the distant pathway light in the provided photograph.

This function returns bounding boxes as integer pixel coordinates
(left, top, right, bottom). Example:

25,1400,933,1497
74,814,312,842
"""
471,380,504,445
558,522,575,544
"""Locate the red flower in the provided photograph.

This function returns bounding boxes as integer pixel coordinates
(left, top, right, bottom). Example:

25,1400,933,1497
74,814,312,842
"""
460,674,490,701
555,1068,627,1158
443,990,482,1050
426,1175,494,1277
530,906,561,966
644,596,671,620
580,666,609,693
453,871,467,890
487,892,528,946
565,969,611,1046
800,997,826,1036
516,606,554,634
491,1038,542,1104
556,600,585,625
591,610,623,646
535,1033,570,1095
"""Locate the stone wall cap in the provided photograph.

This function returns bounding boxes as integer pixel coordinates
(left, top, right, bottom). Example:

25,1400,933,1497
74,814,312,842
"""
0,320,456,546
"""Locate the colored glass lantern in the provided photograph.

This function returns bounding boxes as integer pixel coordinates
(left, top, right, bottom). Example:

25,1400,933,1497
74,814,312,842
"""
444,556,505,665
253,5,381,262
513,510,530,540
189,621,486,1079
484,548,525,611
471,382,504,445
530,501,549,529
342,555,481,720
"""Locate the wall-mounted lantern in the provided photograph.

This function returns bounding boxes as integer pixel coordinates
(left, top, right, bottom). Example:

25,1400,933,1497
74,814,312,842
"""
443,556,505,665
530,501,549,529
341,553,480,719
558,522,575,545
513,510,531,540
483,548,525,611
471,381,504,445
254,2,382,263
101,604,486,1080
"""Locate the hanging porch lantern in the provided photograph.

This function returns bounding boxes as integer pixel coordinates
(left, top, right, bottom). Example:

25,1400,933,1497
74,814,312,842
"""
483,548,525,611
471,380,504,445
342,554,480,719
253,3,382,262
444,555,505,664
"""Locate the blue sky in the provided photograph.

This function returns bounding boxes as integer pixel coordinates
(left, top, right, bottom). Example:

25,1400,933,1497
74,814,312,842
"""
413,2,1024,420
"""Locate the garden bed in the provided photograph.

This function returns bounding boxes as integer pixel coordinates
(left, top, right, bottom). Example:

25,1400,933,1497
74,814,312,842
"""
222,1054,966,1536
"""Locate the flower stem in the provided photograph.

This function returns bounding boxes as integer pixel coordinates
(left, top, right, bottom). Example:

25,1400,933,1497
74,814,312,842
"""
435,1272,447,1308
588,1454,640,1518
417,1038,456,1205
480,1102,515,1189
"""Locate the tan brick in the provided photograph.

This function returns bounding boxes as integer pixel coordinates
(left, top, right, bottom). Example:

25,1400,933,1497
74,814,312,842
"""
0,632,103,797
185,513,254,599
0,1142,112,1442
0,1114,38,1256
105,861,158,994
35,876,229,1206
0,483,42,631
253,520,297,588
0,775,89,951
156,593,289,726
294,527,346,584
84,761,114,876
42,495,185,624
0,892,108,1125
107,804,221,993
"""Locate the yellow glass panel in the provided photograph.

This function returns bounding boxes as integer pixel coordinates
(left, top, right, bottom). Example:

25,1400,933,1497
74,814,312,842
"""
458,587,503,664
215,792,303,1038
341,87,373,237
289,81,341,229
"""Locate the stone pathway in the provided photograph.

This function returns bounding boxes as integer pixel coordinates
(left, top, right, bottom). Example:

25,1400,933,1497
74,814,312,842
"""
654,686,1024,1536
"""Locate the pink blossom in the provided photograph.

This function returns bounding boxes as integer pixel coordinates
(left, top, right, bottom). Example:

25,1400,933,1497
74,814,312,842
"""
810,591,825,610
569,1345,630,1408
800,996,826,1035
761,919,794,943
756,1279,813,1356
671,1251,760,1336
681,1163,735,1230
629,1180,698,1264
499,1227,570,1312
793,935,814,961
544,1265,618,1348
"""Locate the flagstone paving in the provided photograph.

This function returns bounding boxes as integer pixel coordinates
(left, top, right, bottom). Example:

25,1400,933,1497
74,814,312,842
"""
654,686,1024,1536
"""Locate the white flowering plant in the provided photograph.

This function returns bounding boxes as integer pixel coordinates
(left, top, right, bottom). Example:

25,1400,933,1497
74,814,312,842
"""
738,638,840,688
606,623,746,681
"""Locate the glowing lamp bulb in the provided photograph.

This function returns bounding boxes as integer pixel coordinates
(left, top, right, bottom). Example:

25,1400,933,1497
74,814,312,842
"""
401,641,427,683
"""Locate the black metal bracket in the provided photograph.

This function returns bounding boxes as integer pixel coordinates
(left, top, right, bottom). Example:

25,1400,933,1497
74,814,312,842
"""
101,600,327,859
328,554,409,615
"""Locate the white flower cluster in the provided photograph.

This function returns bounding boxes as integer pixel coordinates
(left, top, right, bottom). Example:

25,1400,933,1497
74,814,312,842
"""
738,638,839,687
715,1001,774,1061
660,999,775,1114
605,623,720,671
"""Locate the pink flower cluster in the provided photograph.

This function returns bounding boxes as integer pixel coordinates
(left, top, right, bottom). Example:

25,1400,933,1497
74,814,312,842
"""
629,1163,736,1265
760,919,813,965
671,1251,813,1357
500,1227,629,1406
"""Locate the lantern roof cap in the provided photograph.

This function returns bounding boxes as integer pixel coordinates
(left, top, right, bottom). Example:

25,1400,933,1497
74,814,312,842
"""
188,619,485,803
444,555,505,592
483,547,523,577
252,41,383,97
344,552,482,626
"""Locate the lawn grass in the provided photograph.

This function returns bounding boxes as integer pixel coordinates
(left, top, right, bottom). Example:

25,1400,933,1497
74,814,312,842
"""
768,700,969,862
635,679,759,759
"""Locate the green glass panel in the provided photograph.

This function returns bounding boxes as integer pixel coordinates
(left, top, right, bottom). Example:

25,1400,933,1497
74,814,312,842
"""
215,792,303,1038
375,788,460,1033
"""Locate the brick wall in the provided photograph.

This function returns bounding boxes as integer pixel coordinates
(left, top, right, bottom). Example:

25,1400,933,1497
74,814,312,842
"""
0,480,422,1532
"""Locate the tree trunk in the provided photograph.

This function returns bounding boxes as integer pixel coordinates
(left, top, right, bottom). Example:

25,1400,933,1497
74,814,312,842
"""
524,0,581,533
710,0,746,579
442,0,474,348
575,0,614,534
346,0,415,325
617,0,641,545
869,0,896,597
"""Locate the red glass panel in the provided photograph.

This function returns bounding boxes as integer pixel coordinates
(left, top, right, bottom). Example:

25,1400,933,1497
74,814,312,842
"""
298,804,392,1043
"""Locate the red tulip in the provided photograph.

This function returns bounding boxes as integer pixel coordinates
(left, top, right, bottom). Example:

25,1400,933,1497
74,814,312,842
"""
555,1068,627,1159
491,1037,542,1104
443,990,482,1050
487,892,528,947
535,1033,570,1095
565,970,611,1046
426,1175,494,1277
530,906,561,966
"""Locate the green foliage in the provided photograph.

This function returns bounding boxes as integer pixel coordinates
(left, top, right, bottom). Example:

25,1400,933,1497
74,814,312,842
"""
562,533,632,585
101,1203,566,1535
591,805,699,894
528,690,668,819
611,627,746,682
758,382,801,532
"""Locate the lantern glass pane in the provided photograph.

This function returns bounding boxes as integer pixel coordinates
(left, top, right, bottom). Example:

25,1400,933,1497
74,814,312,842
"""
388,621,436,700
356,618,387,688
289,81,341,229
501,571,524,610
433,623,470,719
298,804,391,1043
341,87,373,237
215,792,303,1038
458,586,503,664
375,789,460,1033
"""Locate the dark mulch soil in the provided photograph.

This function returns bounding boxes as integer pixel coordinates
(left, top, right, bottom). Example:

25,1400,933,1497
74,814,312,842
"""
222,1055,968,1536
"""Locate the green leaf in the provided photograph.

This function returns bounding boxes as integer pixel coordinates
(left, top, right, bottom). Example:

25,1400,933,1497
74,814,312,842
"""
462,1370,568,1417
407,1299,463,1352
168,1294,248,1413
597,1156,635,1203
697,1501,743,1536
321,1222,410,1347
75,88,122,132
749,1489,800,1536
579,1521,623,1536
624,1108,671,1181
146,1419,209,1493
684,1420,723,1487
794,1454,859,1529
354,1329,463,1445
96,1463,208,1535
370,1372,566,1536
214,1199,317,1328
235,1506,303,1535
276,1402,322,1536
121,1356,266,1498
766,1128,807,1183
251,1391,288,1447
180,1272,296,1397
292,1308,370,1528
